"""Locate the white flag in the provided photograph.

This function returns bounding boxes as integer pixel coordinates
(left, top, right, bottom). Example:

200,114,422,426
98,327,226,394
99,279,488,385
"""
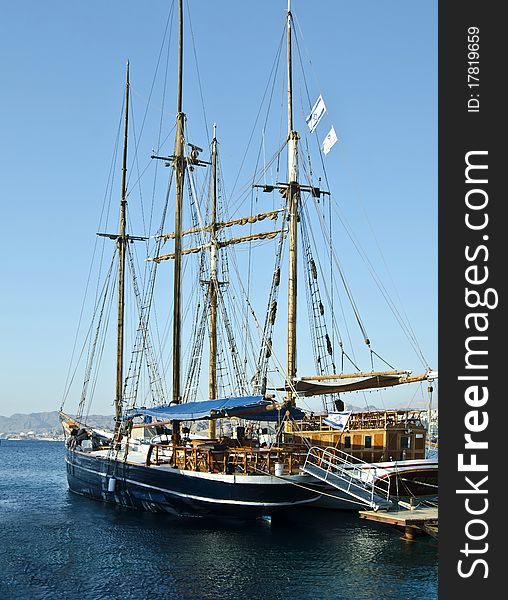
323,411,351,431
322,126,338,155
306,94,326,133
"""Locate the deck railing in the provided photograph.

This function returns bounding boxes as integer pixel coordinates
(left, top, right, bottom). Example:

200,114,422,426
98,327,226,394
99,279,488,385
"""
145,444,307,476
288,410,425,433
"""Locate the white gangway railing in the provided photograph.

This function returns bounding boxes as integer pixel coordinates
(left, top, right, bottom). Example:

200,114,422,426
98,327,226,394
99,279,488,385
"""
302,446,392,510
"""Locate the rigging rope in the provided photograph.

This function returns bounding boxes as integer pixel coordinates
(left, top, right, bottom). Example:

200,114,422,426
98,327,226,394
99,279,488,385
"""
229,28,285,202
126,0,175,191
292,13,430,372
185,0,209,143
77,251,118,421
252,217,287,395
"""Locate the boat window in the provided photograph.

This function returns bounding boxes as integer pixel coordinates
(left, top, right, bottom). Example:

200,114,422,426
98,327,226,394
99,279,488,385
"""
364,435,372,448
400,436,410,449
344,436,351,449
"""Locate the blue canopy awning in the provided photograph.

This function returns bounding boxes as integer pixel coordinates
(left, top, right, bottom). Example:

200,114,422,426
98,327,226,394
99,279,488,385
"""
125,395,306,422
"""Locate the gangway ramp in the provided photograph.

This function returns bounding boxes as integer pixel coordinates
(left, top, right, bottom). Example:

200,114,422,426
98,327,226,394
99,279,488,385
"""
302,446,393,511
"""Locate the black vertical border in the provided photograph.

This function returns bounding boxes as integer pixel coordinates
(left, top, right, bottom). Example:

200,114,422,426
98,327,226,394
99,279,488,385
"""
439,1,503,597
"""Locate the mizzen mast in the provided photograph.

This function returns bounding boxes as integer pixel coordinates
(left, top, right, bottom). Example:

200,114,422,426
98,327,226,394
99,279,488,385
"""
286,0,299,405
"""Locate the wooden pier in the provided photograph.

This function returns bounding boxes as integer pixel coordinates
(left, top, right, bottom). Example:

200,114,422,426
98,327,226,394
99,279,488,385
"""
359,506,438,541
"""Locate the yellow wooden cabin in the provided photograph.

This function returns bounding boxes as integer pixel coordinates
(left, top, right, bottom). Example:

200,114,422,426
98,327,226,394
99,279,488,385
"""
283,411,427,462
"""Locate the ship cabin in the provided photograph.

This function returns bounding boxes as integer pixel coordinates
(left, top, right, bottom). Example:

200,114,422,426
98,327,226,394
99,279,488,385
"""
283,410,427,462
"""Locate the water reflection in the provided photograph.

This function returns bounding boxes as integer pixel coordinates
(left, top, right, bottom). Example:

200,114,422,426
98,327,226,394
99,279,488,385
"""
0,441,437,600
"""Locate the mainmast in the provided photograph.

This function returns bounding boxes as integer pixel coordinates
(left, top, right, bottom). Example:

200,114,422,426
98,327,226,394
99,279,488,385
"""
172,0,185,405
208,126,219,439
209,126,219,403
115,60,130,434
286,0,299,405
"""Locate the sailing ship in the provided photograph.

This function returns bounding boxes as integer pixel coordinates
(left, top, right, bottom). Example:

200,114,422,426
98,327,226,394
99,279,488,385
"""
60,1,437,517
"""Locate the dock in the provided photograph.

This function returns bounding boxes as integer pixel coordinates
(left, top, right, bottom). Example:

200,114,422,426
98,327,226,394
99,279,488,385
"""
359,505,438,541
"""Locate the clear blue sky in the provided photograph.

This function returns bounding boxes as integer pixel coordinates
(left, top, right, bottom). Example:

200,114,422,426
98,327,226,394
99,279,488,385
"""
0,1,437,416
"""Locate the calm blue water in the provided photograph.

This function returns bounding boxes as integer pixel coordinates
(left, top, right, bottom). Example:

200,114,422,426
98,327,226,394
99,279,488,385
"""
0,440,437,599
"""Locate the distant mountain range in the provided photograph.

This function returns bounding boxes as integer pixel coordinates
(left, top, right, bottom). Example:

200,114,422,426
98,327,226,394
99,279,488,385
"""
0,411,113,436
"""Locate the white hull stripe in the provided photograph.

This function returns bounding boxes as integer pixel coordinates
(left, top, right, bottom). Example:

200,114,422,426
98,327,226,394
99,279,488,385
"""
66,458,108,478
359,463,438,470
66,458,318,508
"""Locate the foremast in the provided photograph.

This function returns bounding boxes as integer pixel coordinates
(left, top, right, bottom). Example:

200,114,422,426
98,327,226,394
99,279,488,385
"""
115,61,130,436
94,63,147,442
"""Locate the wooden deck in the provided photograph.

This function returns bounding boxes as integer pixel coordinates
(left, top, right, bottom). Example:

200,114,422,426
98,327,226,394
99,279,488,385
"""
359,506,438,540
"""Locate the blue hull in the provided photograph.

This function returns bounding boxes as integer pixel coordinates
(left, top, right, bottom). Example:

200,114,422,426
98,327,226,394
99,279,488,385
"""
66,449,320,518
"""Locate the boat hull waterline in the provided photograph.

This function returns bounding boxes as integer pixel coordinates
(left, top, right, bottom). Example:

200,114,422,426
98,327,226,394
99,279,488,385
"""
65,448,321,518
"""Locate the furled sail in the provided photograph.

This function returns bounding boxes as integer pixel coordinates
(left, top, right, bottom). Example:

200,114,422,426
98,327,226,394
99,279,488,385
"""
158,209,283,240
149,230,284,263
276,372,433,396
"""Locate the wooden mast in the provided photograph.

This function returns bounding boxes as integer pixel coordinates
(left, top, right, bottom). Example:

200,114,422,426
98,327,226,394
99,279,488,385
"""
114,60,130,435
208,126,219,439
172,0,185,405
286,0,299,405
